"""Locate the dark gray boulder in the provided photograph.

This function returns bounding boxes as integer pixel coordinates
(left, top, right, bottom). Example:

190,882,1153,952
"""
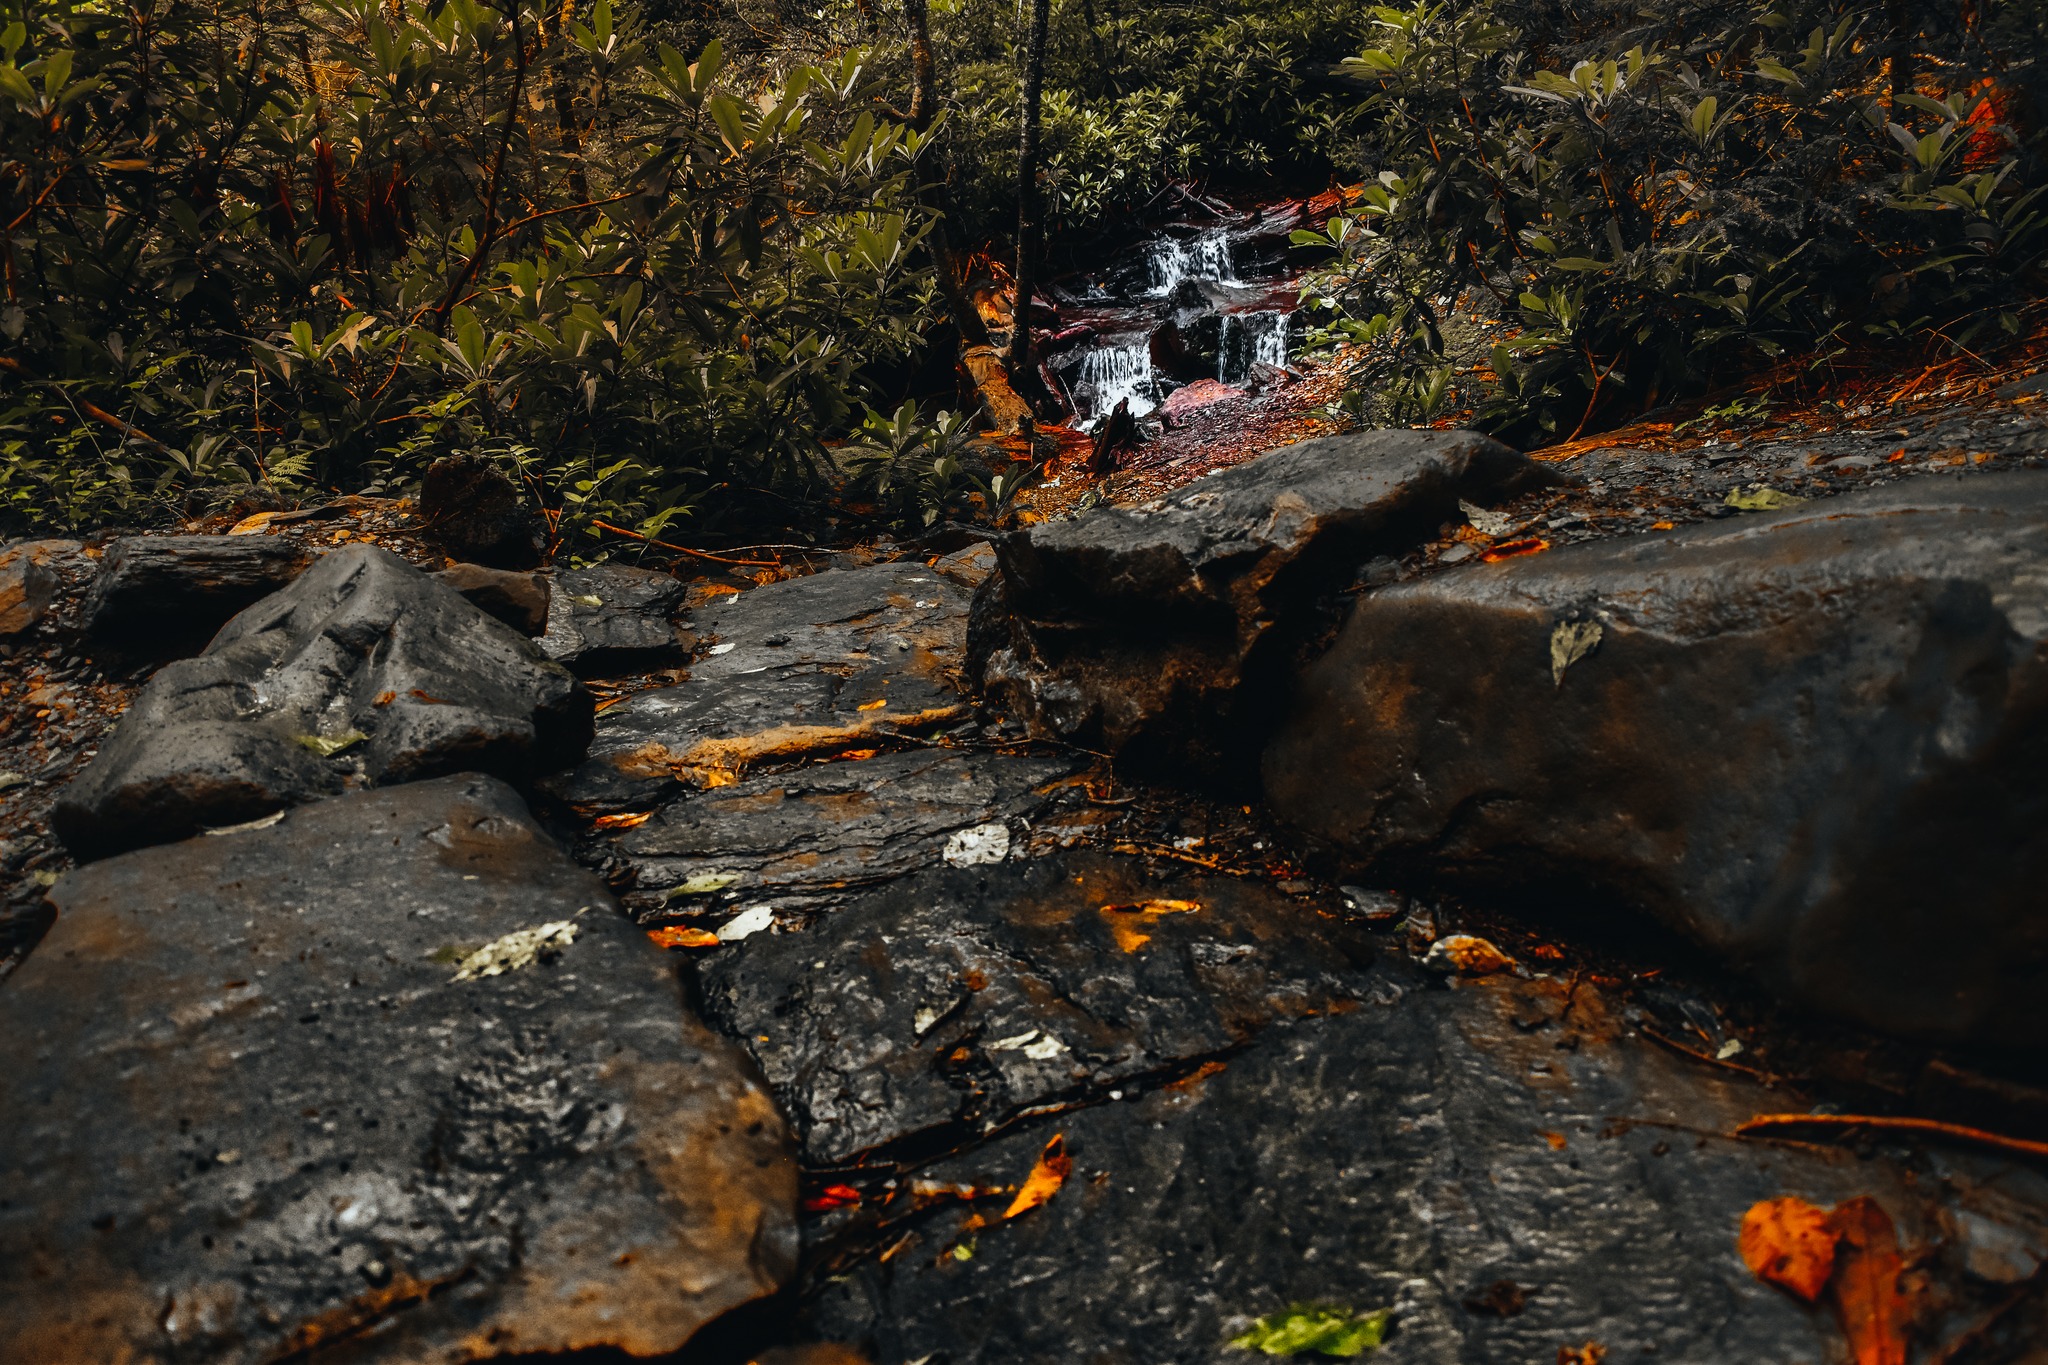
695,852,1375,1164
82,533,313,654
538,562,687,671
55,544,591,859
433,561,551,635
970,428,1559,772
3,774,795,1363
1264,472,2048,1044
549,562,972,810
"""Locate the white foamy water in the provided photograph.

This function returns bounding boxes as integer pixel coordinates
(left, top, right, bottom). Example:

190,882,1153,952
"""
1146,229,1238,295
1062,342,1158,428
1218,310,1291,384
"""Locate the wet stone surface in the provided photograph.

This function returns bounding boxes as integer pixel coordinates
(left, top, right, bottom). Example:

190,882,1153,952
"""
548,562,974,810
4,774,796,1363
798,954,2047,1364
695,852,1375,1164
56,544,591,859
589,746,1082,920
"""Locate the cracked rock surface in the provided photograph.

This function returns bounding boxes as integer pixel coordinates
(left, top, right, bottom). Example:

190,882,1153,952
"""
3,774,796,1364
695,852,1375,1163
548,562,974,810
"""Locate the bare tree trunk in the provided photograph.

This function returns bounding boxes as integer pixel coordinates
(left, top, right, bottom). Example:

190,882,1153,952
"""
1010,0,1051,380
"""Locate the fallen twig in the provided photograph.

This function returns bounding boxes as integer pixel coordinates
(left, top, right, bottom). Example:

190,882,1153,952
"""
587,518,781,567
1735,1112,2048,1163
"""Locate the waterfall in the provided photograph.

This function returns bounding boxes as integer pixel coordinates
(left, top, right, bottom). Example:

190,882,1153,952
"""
1218,311,1291,384
1146,229,1239,296
1063,343,1158,428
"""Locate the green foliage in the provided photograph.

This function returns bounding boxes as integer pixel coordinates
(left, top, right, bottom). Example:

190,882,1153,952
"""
0,0,943,545
1297,0,2048,442
839,399,1040,526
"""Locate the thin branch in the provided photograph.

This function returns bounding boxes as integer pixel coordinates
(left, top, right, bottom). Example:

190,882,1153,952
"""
1735,1112,2048,1163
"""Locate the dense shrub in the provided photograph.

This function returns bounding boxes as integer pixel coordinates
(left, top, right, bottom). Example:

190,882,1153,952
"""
1296,0,2048,441
0,0,941,546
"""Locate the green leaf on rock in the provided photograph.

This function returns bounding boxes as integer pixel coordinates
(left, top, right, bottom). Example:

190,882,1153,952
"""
1724,485,1808,512
294,729,368,756
1229,1305,1391,1356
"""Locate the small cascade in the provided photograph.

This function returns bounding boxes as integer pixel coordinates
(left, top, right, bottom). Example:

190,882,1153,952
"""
1218,311,1291,384
1064,342,1159,428
1146,228,1239,296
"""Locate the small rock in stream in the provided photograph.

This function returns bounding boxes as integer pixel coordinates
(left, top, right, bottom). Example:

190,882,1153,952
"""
538,562,687,671
3,774,795,1363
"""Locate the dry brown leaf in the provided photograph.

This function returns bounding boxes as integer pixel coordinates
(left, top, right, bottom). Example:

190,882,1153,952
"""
592,810,655,830
1828,1197,1908,1365
1003,1134,1071,1219
1739,1197,1839,1302
1096,899,1201,953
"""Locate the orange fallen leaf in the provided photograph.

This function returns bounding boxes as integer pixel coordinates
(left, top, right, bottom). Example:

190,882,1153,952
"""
645,926,720,950
1003,1134,1071,1219
834,748,880,761
1651,520,1675,530
1829,1197,1908,1365
1165,1059,1228,1093
1740,1197,1839,1302
857,698,888,712
1886,448,1906,462
1481,536,1550,562
373,690,397,707
801,1183,863,1213
1097,899,1202,953
593,810,655,830
1557,1345,1605,1365
1539,1130,1568,1151
409,688,450,704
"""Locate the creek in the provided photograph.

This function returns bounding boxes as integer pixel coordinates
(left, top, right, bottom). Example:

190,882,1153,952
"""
1043,207,1305,431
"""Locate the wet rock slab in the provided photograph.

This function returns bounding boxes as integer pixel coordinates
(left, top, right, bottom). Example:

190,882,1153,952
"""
3,774,795,1363
56,545,591,859
696,852,1375,1163
594,747,1080,919
1266,472,2048,1044
805,961,1978,1364
972,428,1560,768
0,539,80,637
551,562,973,810
82,533,314,654
539,563,687,671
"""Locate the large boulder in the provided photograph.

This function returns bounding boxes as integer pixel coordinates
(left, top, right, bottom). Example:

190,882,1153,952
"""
2,774,795,1363
971,429,1559,773
83,534,313,654
55,544,591,859
1264,472,2048,1043
549,562,972,810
